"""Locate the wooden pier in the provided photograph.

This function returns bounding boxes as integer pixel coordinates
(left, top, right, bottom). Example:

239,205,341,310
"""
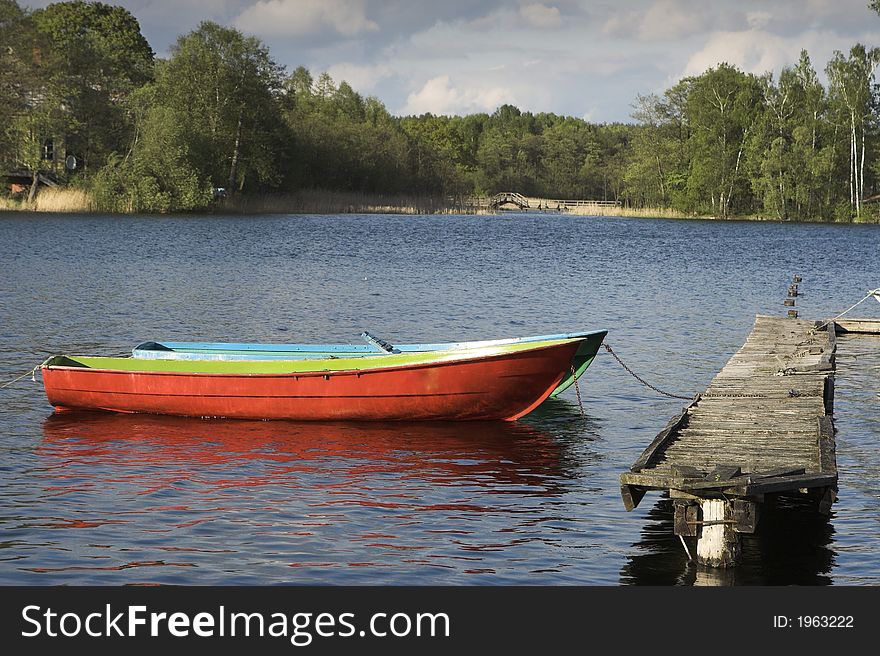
620,314,838,567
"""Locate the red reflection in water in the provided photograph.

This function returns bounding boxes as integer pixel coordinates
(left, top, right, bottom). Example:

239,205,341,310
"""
37,518,127,529
32,412,572,577
23,560,196,573
40,411,566,488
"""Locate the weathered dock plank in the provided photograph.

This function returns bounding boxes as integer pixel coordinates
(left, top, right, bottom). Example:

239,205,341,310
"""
834,318,880,334
620,314,838,567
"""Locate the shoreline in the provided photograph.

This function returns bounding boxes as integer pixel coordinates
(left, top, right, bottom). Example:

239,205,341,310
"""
2,190,878,225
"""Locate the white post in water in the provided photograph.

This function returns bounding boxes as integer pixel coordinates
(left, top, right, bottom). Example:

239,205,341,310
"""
696,499,740,567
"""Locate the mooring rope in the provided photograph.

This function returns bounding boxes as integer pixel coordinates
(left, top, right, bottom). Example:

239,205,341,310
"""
602,343,694,401
815,288,880,331
0,365,39,389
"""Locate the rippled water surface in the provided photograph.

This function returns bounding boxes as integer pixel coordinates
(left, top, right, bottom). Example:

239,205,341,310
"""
1,212,879,585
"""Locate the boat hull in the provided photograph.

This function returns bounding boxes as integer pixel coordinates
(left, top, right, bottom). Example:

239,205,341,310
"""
132,330,608,399
549,333,606,397
42,341,581,422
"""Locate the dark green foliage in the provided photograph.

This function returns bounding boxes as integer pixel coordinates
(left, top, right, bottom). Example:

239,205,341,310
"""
157,22,286,194
0,0,34,172
31,0,153,89
284,74,421,195
685,64,764,217
91,88,212,212
0,0,32,163
1,0,70,199
31,0,154,173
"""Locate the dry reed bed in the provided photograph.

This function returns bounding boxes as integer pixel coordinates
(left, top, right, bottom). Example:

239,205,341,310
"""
218,190,462,215
0,188,95,213
34,188,96,212
565,205,709,219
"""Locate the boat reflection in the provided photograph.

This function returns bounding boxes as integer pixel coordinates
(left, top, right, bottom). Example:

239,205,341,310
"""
619,497,836,585
40,410,575,492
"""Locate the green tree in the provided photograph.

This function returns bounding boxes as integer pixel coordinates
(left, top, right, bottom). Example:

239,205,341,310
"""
1,0,39,178
1,1,27,157
1,0,69,200
686,64,763,217
31,0,154,173
282,69,417,194
745,51,837,221
538,118,592,198
331,82,367,121
158,21,286,194
627,95,668,206
10,105,68,201
826,44,880,218
399,114,468,194
791,51,832,219
91,85,212,213
595,123,633,203
748,70,799,219
475,105,542,194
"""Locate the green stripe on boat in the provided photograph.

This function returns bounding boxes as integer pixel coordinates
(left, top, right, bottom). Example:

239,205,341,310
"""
43,338,580,374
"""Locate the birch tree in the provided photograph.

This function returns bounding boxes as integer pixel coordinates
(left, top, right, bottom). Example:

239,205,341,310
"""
826,44,880,217
686,64,763,217
625,79,691,209
158,22,286,194
791,51,830,219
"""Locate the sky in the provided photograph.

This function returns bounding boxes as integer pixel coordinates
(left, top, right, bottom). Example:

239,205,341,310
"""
20,0,880,122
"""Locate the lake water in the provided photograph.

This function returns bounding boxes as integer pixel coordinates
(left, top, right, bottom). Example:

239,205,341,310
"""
1,211,878,585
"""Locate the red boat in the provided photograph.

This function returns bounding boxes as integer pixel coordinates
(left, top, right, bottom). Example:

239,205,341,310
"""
41,338,585,421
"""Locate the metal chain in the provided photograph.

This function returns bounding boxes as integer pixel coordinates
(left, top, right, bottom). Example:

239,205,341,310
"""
570,365,586,420
602,343,694,401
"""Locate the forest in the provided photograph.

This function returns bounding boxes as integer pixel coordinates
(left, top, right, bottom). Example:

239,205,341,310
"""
2,0,880,221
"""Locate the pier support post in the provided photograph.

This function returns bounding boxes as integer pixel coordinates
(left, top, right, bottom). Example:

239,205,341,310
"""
696,499,740,567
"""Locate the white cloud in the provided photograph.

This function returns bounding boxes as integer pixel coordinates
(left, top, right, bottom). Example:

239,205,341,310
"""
637,0,707,41
401,75,515,115
678,27,880,79
325,62,391,92
683,30,797,76
461,3,564,32
601,10,639,38
519,4,563,29
602,0,707,42
233,0,378,37
746,11,772,30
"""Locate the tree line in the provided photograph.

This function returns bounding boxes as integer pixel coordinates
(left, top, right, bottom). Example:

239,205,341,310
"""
2,0,880,220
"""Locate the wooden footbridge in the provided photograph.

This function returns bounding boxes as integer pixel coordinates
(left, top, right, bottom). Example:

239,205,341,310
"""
621,301,845,567
465,192,620,212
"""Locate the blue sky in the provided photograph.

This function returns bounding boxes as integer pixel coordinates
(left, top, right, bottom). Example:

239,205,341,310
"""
21,0,880,121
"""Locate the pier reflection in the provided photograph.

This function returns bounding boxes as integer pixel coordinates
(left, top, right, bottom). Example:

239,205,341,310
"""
619,497,835,585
